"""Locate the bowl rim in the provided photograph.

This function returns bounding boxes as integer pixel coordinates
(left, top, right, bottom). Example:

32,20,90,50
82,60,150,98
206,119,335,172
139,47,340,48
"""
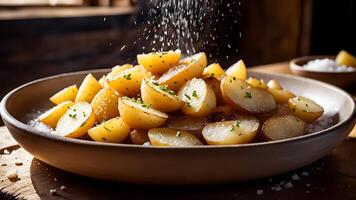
1,69,355,150
290,55,356,74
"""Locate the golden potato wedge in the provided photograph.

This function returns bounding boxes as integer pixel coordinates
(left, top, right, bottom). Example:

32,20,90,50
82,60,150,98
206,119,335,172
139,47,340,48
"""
336,50,356,67
55,102,96,138
118,97,168,129
202,116,260,145
91,88,120,122
75,74,102,103
202,63,226,81
268,88,296,104
141,79,183,112
98,76,107,88
256,104,292,123
246,78,267,89
129,130,149,145
148,128,202,146
288,96,324,123
38,101,74,128
205,78,224,105
107,66,147,96
137,50,181,75
88,117,131,143
178,78,216,117
158,52,207,91
109,64,133,78
212,105,236,115
262,114,307,141
221,76,276,113
267,79,283,90
50,85,78,105
165,115,208,136
225,60,247,80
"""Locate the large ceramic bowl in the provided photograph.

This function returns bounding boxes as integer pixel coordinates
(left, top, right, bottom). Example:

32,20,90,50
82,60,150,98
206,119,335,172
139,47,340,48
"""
1,69,355,185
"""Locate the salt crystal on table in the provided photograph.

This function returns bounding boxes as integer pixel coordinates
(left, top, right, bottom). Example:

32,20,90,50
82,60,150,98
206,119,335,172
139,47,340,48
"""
4,149,10,154
50,189,57,195
60,185,66,191
256,189,263,195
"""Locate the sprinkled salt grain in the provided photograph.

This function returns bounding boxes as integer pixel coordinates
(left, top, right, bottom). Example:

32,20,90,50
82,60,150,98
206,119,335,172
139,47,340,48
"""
4,149,10,154
6,169,18,179
284,182,294,189
271,185,282,191
256,189,263,195
291,174,300,181
306,183,311,187
60,185,66,191
54,177,58,182
301,171,310,176
303,58,355,72
50,189,57,195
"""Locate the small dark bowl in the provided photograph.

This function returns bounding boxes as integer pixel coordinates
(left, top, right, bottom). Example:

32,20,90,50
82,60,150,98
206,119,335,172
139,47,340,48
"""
290,56,356,88
1,69,355,184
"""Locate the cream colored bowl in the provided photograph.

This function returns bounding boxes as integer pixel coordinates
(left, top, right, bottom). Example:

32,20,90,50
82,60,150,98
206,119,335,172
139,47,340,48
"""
1,69,355,184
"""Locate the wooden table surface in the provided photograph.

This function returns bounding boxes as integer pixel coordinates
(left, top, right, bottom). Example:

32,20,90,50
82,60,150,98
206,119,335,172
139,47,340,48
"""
0,62,355,200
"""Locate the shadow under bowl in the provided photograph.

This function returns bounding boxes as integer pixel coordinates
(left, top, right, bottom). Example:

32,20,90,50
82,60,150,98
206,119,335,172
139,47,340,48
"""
290,56,356,88
1,69,355,185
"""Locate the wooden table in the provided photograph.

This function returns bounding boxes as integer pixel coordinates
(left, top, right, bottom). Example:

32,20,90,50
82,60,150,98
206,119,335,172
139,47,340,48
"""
1,63,355,200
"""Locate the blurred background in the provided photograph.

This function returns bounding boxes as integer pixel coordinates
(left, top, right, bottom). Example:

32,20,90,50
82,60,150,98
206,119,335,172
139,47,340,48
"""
0,0,355,101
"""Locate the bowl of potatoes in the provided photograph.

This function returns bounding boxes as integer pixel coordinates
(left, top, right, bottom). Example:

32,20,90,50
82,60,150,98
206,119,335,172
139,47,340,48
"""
1,50,355,185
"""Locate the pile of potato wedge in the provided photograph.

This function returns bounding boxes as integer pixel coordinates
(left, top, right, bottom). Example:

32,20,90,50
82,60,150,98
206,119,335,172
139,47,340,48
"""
37,50,324,146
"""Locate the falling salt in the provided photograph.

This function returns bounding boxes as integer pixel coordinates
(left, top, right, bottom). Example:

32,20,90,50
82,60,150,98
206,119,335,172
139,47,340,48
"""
256,189,263,195
301,171,310,176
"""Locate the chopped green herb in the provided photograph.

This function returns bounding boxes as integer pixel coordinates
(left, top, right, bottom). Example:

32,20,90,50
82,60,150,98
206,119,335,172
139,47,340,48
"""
192,90,198,98
230,121,240,132
123,73,132,80
101,137,107,141
240,86,244,90
232,76,236,80
302,109,307,112
210,73,215,77
82,112,86,117
245,92,252,98
305,104,309,107
142,104,152,109
184,94,191,100
104,126,112,132
187,102,192,107
69,113,77,119
152,81,159,86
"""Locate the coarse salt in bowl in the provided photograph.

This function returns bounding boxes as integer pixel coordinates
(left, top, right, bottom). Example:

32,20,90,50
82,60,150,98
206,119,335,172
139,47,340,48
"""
303,58,356,72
